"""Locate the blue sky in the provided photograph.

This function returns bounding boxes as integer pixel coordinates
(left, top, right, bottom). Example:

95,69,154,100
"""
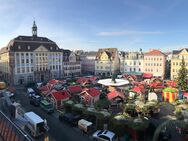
1,0,188,51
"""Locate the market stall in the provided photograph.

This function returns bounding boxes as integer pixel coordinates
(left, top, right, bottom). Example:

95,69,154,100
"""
162,87,178,103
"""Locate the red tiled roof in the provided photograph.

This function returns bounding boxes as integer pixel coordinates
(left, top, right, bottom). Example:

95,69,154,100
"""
142,73,153,79
89,76,98,81
82,88,100,97
150,82,164,88
68,85,82,93
107,90,125,100
76,77,90,84
39,85,48,91
145,49,165,56
39,85,50,95
183,93,188,98
52,91,70,101
166,81,177,87
132,86,145,94
48,79,59,85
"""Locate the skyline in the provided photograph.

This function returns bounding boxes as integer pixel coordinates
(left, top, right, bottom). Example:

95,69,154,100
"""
1,0,188,51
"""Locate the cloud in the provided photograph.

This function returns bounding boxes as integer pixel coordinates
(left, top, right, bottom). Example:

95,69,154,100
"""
97,30,164,36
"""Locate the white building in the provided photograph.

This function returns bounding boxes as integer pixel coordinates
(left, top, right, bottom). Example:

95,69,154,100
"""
120,51,144,75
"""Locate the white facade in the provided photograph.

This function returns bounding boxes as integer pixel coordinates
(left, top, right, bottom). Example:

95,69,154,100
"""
120,51,144,74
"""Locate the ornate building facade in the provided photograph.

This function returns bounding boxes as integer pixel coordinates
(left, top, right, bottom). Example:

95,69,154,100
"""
0,21,64,85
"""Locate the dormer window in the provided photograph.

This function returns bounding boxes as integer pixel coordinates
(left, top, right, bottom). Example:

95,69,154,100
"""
19,37,22,40
56,47,58,50
28,45,30,50
50,47,53,50
18,45,21,50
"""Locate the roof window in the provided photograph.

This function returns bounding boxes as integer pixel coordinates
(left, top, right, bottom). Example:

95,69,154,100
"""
50,47,53,50
28,45,30,50
18,45,21,50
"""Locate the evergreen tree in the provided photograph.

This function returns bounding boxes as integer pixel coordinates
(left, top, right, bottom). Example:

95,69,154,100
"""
177,57,188,91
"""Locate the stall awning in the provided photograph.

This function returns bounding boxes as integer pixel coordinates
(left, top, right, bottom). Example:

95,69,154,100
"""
142,73,153,79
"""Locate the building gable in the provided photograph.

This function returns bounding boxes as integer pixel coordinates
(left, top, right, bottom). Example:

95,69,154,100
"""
69,52,76,62
179,48,188,55
34,45,49,52
100,51,109,61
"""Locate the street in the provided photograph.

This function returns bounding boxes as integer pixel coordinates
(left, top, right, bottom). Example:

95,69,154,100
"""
13,87,93,141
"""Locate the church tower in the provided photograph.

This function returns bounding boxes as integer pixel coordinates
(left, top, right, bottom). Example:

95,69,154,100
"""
32,21,37,37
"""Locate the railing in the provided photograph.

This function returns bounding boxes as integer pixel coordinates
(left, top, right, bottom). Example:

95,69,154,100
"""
0,111,34,141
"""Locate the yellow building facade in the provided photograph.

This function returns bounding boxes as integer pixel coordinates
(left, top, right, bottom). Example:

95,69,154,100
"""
171,48,188,80
95,48,120,77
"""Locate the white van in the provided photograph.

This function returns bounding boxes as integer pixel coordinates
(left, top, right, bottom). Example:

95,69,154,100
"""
27,88,35,97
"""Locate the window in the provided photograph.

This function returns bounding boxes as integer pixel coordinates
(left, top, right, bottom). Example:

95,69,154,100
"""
139,68,141,71
27,67,29,72
173,62,175,66
133,68,136,72
26,59,29,63
22,59,24,64
31,59,33,63
26,53,28,56
18,45,21,49
31,67,33,72
173,69,175,72
22,68,25,73
17,68,20,73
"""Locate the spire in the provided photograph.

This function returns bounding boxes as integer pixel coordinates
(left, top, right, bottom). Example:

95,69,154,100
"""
32,20,37,37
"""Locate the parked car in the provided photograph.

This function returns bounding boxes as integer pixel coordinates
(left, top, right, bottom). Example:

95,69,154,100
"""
40,100,54,114
27,88,36,97
78,119,93,134
59,113,81,126
92,130,117,141
30,95,42,106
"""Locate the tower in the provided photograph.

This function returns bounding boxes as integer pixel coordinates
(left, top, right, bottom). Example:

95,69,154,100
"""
32,21,37,37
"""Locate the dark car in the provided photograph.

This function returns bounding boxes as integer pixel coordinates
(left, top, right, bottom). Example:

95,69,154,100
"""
59,113,81,126
30,95,42,106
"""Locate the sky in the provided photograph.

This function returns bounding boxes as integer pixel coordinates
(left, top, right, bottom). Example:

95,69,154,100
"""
1,0,188,52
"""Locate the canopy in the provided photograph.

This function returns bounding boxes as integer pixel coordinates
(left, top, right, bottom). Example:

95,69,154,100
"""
98,79,129,86
142,73,153,79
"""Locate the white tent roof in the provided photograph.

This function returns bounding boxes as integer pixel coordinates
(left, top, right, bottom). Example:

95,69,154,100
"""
97,79,129,86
